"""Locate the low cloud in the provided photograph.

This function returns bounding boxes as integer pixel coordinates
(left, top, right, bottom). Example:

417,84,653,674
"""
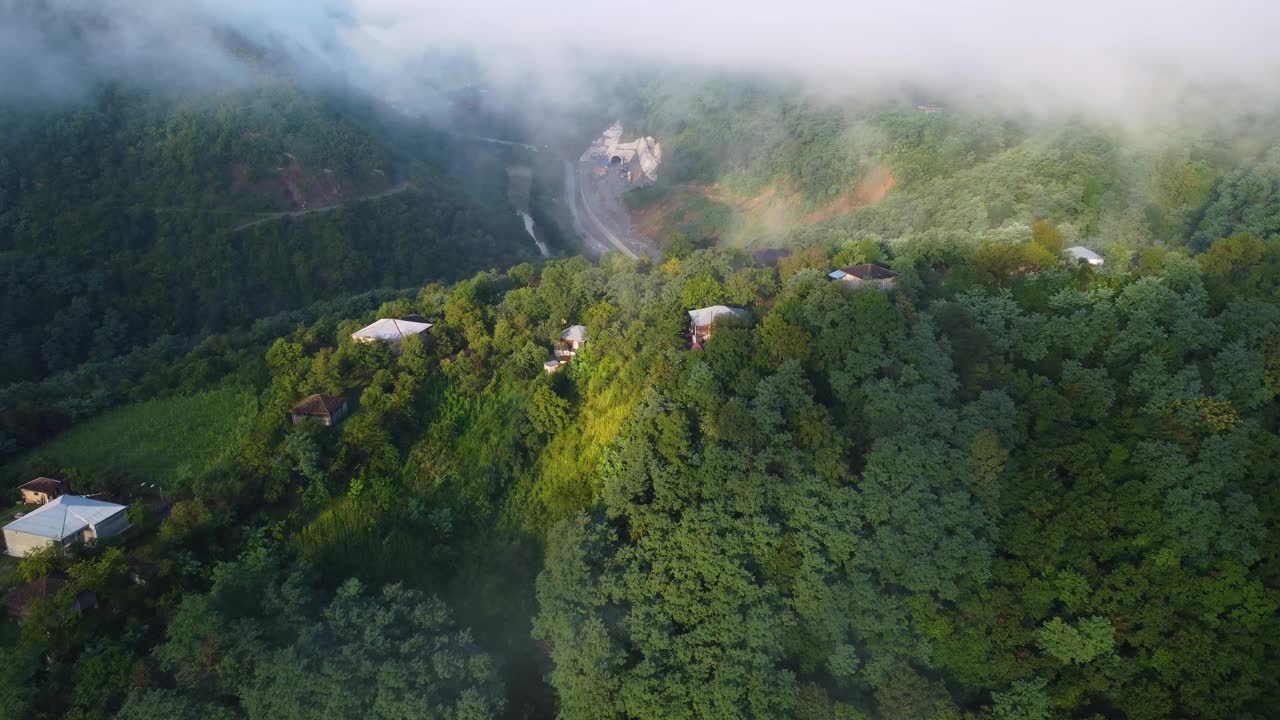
4,0,1280,121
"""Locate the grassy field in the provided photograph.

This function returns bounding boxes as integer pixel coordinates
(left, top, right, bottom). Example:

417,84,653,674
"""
5,386,258,492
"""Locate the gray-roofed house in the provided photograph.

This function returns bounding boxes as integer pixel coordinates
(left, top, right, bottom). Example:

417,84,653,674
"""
350,318,433,353
688,305,747,347
829,263,899,291
2,495,130,557
290,394,349,427
557,325,587,362
1064,246,1104,266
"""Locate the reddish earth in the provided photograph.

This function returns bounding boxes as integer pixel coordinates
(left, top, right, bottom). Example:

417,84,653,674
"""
800,165,896,224
630,165,896,243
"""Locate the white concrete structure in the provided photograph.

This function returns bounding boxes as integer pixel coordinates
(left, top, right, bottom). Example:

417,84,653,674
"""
3,496,130,557
351,318,432,351
1064,246,1104,266
580,122,663,182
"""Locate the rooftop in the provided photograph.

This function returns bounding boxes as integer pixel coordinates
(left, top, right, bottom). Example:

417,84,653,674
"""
688,305,747,327
351,318,432,341
561,325,587,344
841,263,899,280
18,477,64,495
291,394,346,418
3,495,127,541
1064,246,1104,262
3,575,68,616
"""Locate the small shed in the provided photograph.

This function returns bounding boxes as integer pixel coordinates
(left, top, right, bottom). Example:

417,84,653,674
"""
1064,246,1104,266
543,360,563,373
18,477,66,506
290,394,348,427
687,306,747,346
2,575,97,621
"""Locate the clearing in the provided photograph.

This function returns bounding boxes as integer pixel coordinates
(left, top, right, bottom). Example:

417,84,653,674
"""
629,166,896,247
4,386,257,491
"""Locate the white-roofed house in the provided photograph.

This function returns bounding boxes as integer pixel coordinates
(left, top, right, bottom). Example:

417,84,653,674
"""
350,318,433,353
3,495,130,557
687,306,747,348
1064,246,1104,266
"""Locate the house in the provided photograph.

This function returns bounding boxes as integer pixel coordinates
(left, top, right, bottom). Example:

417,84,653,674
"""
558,325,587,361
2,574,97,621
751,248,790,266
543,360,564,374
2,495,130,557
687,306,747,347
350,318,432,352
829,263,899,291
1064,246,1104,266
17,477,66,506
290,394,348,426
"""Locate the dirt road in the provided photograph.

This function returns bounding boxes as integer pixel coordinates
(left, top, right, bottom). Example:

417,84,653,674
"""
230,182,412,232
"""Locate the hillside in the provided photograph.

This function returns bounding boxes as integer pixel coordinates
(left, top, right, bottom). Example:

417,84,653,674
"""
612,77,1280,257
0,83,541,394
4,226,1278,719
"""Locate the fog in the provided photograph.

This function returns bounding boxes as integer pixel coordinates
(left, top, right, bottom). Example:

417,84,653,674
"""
4,0,1280,120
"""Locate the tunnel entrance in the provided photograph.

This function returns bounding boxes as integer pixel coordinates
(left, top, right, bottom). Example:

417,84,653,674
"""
610,155,623,167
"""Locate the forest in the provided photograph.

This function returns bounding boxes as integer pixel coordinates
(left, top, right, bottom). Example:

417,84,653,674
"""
0,83,538,391
1,61,1279,720
3,222,1278,719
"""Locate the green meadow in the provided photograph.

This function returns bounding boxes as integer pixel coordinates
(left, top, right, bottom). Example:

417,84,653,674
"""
6,386,257,491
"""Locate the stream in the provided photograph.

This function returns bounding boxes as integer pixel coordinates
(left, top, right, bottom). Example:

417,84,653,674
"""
506,165,550,258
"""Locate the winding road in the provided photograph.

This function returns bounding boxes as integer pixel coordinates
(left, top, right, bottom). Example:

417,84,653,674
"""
563,160,657,259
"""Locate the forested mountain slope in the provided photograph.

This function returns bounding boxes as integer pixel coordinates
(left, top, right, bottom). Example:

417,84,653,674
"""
4,226,1277,719
0,84,537,389
614,77,1280,256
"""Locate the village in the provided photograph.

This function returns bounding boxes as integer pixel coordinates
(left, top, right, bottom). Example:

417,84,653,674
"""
0,247,1111,622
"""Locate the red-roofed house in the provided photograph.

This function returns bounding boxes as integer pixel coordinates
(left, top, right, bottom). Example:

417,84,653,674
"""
2,575,97,621
18,477,66,506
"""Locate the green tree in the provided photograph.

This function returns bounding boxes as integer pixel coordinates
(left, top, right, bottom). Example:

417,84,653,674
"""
1036,616,1115,664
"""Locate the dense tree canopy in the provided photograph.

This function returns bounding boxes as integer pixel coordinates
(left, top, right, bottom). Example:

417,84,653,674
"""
2,75,1279,720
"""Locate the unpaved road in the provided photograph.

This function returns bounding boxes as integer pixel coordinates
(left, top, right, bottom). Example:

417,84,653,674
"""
230,182,412,232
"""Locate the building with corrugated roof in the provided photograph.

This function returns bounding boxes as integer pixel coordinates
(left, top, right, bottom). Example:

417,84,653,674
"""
350,318,432,353
3,495,130,557
829,263,899,291
290,394,348,426
687,306,747,346
1064,246,1104,266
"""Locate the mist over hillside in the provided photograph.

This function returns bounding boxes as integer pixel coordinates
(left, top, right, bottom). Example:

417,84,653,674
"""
2,4,1280,720
6,0,1280,120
